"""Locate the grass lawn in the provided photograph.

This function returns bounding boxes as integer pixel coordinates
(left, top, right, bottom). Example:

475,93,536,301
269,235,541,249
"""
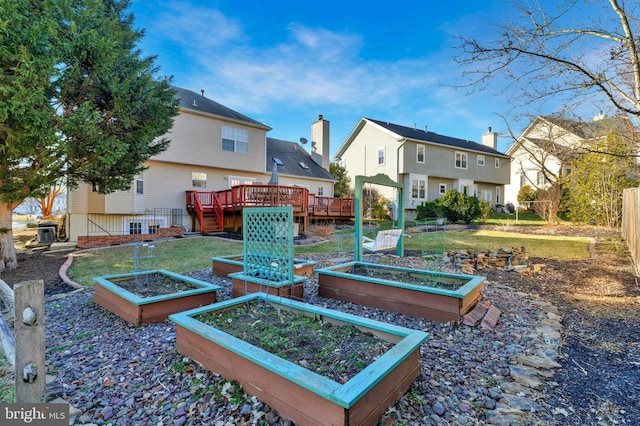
68,219,593,286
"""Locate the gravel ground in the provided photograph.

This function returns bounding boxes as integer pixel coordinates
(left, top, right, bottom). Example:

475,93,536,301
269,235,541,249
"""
46,254,566,426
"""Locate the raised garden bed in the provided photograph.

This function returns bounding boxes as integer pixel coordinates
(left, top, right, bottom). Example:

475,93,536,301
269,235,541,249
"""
317,261,485,322
211,254,315,277
170,293,428,426
228,271,308,299
93,269,221,325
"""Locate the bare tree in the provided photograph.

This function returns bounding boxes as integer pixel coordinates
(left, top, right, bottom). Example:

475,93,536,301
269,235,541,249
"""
456,0,640,120
35,183,65,219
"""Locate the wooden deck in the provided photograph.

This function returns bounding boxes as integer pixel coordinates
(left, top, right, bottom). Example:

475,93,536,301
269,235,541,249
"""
187,185,354,233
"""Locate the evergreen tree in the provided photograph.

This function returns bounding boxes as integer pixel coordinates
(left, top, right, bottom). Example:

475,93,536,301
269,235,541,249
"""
0,0,178,271
329,162,352,198
566,133,639,227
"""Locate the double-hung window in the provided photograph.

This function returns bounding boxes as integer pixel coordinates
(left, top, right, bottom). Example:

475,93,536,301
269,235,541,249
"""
411,179,426,199
378,148,385,165
222,126,249,153
455,151,468,169
416,145,425,163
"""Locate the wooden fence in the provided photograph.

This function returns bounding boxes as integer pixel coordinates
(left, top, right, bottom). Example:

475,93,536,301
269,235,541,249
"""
0,279,46,402
622,187,640,276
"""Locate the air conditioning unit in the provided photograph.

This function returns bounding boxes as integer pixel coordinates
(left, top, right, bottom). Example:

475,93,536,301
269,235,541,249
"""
37,227,56,244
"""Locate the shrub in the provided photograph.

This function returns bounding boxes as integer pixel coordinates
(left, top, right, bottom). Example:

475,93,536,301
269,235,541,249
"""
439,189,481,224
518,185,536,210
478,201,493,222
306,224,334,238
416,200,440,220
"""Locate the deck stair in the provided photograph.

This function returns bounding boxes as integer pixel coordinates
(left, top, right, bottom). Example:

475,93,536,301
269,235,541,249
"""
186,191,224,234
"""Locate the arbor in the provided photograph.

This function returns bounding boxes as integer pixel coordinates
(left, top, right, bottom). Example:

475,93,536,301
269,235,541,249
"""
457,0,640,125
0,0,178,271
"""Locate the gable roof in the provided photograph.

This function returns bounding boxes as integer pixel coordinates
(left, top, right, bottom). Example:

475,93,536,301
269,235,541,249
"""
506,114,637,156
336,117,508,158
266,137,335,181
544,114,634,139
173,86,271,130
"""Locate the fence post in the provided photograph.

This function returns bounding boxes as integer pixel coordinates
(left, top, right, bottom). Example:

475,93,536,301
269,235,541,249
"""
14,279,46,403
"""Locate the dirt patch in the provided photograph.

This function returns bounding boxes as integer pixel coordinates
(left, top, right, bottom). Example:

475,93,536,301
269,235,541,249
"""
1,228,73,296
110,273,200,298
478,226,640,422
197,300,392,383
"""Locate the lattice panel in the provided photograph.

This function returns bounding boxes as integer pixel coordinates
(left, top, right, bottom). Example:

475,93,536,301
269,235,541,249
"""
243,207,294,282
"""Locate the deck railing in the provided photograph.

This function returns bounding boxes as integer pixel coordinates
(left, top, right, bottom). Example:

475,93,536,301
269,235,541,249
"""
216,184,310,212
308,195,355,217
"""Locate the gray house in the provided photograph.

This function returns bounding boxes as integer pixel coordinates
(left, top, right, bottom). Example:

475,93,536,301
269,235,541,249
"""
335,118,511,220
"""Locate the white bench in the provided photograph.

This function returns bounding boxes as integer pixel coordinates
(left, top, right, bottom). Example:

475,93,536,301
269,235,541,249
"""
362,229,403,252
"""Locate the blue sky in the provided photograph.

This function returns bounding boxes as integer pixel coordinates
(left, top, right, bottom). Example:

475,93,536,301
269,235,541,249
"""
128,0,550,157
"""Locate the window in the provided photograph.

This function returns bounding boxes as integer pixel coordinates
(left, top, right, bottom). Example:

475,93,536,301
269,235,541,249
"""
495,158,500,168
496,187,501,204
460,185,470,195
317,187,324,196
149,223,159,234
192,172,207,188
439,183,447,194
416,145,425,163
299,161,309,169
228,176,256,188
477,155,485,166
129,222,142,235
222,126,249,153
536,171,545,186
135,179,144,195
91,182,99,193
520,173,527,187
378,148,385,165
272,157,284,166
411,179,426,199
455,151,467,169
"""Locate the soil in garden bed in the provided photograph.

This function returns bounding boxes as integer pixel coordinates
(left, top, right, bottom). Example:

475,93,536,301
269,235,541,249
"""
197,301,393,383
350,265,462,290
113,273,199,298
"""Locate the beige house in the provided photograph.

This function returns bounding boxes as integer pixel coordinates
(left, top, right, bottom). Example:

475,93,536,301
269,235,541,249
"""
66,87,335,246
335,118,511,220
504,114,636,206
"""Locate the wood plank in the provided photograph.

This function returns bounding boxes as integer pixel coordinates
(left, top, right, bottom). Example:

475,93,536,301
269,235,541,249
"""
176,326,345,426
463,301,490,326
14,280,46,403
481,305,502,330
93,284,141,325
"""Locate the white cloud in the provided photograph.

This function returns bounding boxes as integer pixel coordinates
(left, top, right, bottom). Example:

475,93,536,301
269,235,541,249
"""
146,4,452,110
155,1,246,48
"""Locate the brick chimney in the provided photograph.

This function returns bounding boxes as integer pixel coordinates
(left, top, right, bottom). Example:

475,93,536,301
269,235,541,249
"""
481,126,498,150
311,114,330,170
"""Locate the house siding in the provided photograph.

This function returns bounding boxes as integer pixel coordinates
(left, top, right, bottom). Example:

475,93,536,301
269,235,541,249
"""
337,118,511,216
154,111,266,173
340,124,401,200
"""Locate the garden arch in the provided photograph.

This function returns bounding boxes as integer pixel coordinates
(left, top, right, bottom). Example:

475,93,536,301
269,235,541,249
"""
354,173,405,261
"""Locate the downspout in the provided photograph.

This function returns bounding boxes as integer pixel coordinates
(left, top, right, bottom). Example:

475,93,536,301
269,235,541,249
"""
396,139,406,223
